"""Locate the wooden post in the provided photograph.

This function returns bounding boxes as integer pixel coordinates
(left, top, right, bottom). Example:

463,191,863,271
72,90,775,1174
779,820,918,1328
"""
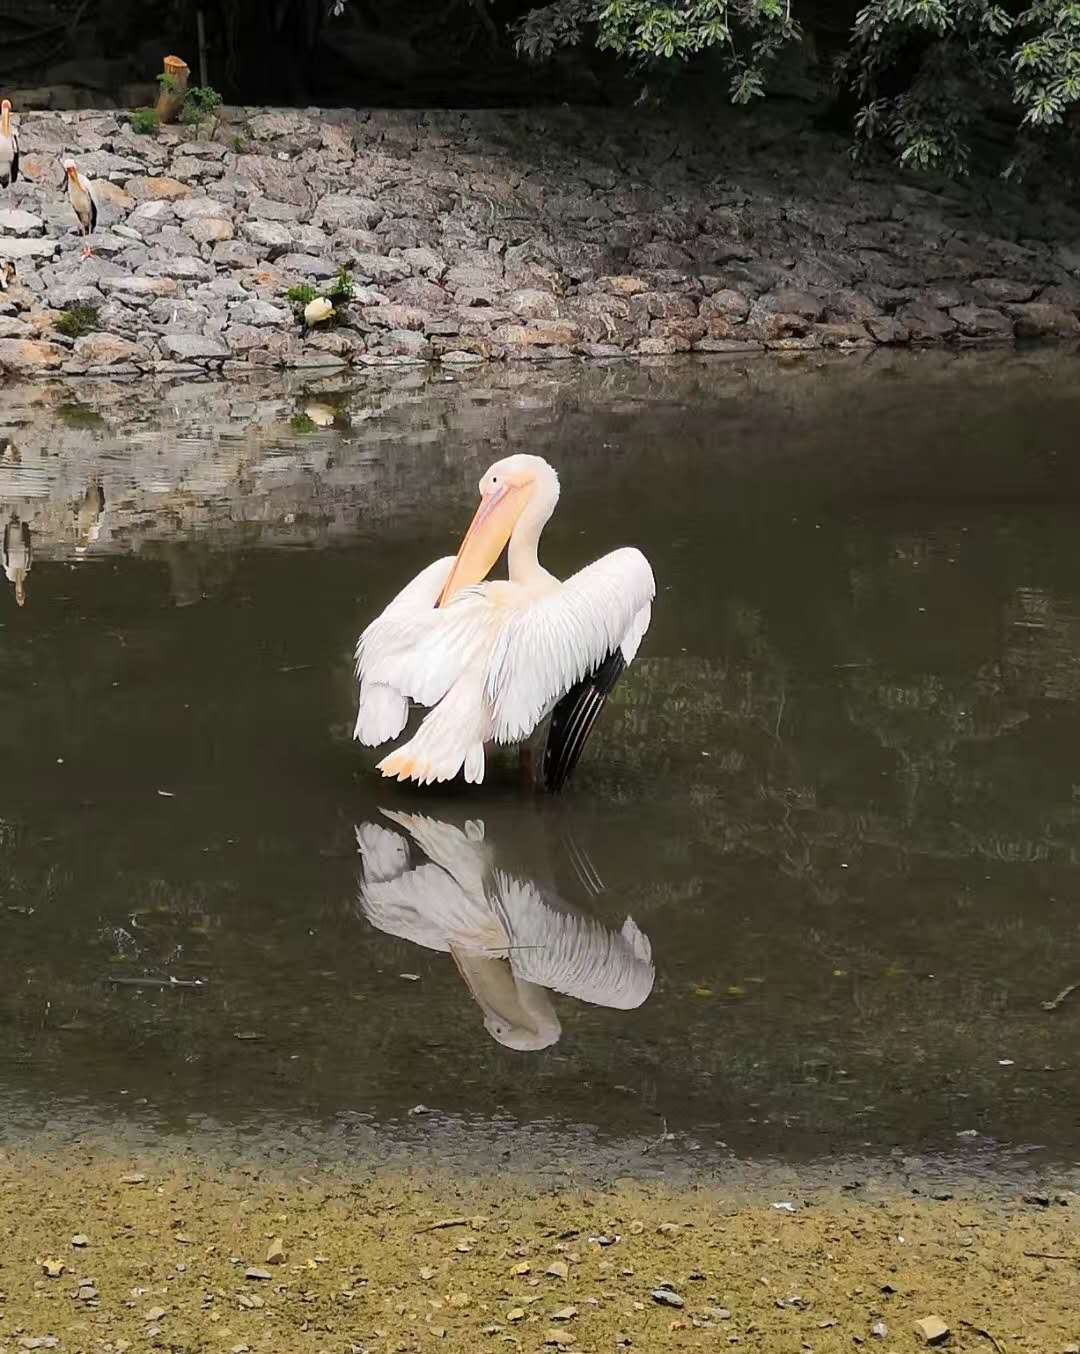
155,55,190,124
196,11,209,88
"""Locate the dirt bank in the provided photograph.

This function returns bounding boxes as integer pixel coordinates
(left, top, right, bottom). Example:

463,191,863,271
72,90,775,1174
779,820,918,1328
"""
2,105,1080,380
1,1148,1077,1353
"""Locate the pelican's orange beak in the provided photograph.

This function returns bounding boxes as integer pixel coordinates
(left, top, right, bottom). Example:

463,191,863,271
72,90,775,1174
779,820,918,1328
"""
437,482,530,606
65,164,78,180
1,102,10,135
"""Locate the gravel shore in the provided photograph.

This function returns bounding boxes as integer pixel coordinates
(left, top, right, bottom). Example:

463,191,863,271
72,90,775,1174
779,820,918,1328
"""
1,1147,1078,1353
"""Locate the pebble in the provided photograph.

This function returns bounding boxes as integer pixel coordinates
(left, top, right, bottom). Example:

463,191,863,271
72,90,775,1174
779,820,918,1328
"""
914,1316,950,1344
546,1260,569,1280
70,1234,89,1248
266,1238,287,1265
651,1288,685,1308
42,1259,65,1278
551,1306,578,1321
244,1266,273,1281
871,1319,888,1339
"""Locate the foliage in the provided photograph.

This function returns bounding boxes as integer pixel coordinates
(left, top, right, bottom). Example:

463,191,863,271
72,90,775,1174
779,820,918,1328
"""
181,85,224,129
286,283,319,308
332,0,1080,172
156,71,182,94
54,306,100,339
327,267,354,302
130,106,159,136
289,413,318,434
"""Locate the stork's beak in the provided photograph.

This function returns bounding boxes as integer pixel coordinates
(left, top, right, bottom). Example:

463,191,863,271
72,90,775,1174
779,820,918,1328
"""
437,483,530,607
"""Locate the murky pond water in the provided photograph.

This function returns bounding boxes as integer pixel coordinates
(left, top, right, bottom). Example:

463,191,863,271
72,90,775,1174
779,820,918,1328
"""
3,350,1080,1171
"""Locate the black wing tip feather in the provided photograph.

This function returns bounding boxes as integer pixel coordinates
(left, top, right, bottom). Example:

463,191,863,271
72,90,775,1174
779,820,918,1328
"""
543,649,627,793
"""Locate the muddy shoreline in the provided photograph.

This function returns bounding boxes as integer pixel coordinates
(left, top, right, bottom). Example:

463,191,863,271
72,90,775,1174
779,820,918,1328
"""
1,1143,1077,1353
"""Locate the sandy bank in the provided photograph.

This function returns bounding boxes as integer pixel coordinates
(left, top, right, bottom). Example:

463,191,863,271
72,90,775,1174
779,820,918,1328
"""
1,1148,1078,1353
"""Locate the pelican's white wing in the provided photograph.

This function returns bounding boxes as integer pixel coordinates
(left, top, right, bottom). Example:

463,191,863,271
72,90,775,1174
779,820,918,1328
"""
487,547,655,742
354,556,457,744
492,871,656,1010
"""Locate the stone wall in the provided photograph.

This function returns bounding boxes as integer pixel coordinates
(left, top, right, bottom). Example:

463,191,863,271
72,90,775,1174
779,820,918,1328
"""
1,104,1080,379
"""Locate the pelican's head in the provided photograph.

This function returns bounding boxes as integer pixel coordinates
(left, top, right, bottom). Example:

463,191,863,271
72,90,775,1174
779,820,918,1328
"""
437,454,560,606
63,157,78,181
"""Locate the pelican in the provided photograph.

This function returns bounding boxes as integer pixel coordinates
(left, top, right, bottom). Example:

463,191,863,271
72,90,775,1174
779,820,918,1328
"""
356,811,655,1050
354,454,654,790
0,99,18,188
3,515,31,607
63,158,97,258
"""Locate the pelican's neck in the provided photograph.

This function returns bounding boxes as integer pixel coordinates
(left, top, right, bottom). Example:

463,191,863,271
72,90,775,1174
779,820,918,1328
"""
508,472,559,586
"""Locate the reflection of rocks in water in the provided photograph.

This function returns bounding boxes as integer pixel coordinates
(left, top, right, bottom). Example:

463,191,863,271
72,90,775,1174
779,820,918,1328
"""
1003,586,1080,701
356,811,655,1051
3,516,31,608
1,438,19,466
144,542,238,608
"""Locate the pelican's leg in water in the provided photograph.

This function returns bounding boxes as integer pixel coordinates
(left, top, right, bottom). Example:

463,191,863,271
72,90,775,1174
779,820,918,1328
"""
517,721,550,792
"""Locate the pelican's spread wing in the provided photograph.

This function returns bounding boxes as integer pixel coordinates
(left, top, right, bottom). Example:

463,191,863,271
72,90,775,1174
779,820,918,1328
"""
487,548,655,743
354,556,456,744
492,871,656,1010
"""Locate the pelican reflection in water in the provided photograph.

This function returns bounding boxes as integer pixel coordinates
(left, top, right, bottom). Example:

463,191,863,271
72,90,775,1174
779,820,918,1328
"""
356,811,655,1050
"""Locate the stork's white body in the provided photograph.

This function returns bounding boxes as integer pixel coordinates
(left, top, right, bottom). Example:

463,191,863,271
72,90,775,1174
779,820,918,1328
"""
0,100,18,188
63,159,97,248
354,455,655,787
356,812,655,1049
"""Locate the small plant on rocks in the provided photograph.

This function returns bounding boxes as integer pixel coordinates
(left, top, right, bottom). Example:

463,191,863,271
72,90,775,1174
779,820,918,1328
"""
181,85,223,133
54,305,99,339
286,283,319,310
327,268,354,302
289,413,317,435
130,107,159,136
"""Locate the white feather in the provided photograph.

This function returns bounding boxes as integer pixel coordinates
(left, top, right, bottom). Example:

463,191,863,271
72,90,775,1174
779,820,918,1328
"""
353,556,454,746
486,547,656,742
